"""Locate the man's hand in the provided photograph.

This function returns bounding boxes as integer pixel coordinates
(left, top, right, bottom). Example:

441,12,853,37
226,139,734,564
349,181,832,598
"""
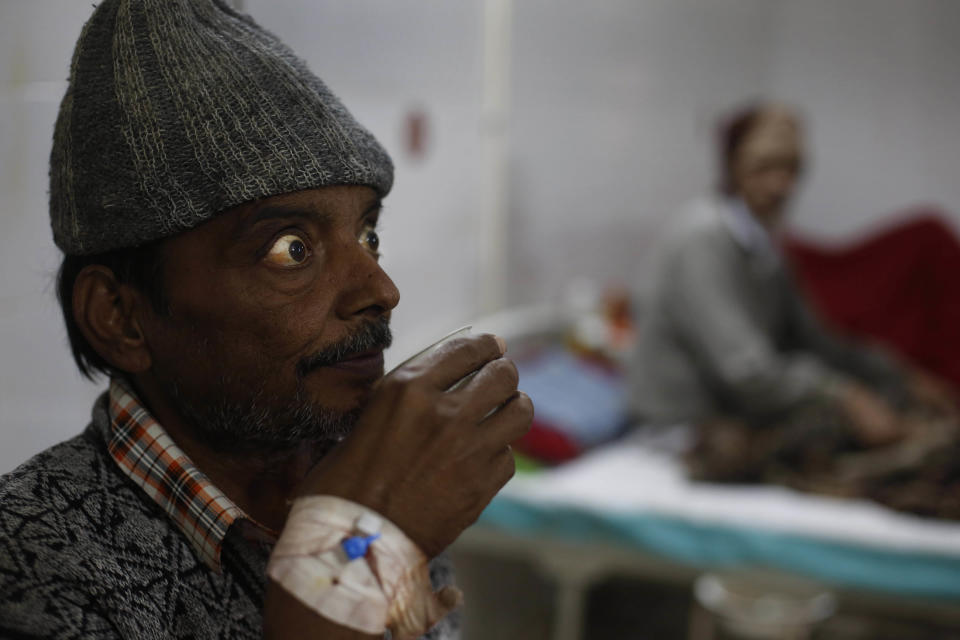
264,333,531,639
836,381,903,447
296,332,533,557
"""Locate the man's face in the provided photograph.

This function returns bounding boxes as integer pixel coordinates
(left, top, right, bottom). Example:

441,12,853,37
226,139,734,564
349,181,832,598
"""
139,185,400,453
732,109,805,225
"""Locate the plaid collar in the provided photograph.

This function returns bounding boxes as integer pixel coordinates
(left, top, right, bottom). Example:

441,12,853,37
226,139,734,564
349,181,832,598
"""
105,378,273,571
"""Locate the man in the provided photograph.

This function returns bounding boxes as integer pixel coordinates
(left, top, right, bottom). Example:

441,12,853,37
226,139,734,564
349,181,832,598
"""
0,1,532,638
629,103,954,478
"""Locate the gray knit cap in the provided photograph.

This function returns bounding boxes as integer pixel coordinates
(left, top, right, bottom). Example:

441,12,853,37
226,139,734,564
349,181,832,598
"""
50,0,393,255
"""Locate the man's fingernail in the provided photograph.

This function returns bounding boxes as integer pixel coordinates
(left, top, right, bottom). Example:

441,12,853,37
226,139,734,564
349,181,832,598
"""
495,336,507,354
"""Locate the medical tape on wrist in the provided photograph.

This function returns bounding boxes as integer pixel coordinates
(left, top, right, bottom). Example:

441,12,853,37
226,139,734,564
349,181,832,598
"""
267,495,462,639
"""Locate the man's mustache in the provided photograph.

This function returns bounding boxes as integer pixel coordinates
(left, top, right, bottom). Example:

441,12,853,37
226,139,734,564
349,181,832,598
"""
296,317,393,378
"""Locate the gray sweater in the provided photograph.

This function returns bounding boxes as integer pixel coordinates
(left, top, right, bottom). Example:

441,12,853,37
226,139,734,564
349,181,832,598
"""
0,395,459,639
629,197,904,424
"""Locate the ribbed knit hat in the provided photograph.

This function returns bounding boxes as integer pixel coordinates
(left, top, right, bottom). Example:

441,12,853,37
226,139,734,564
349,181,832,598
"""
50,0,393,255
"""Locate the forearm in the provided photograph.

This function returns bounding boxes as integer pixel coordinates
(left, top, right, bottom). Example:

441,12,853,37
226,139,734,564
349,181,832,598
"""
719,351,841,418
264,495,463,640
786,275,908,396
264,580,381,640
829,342,907,397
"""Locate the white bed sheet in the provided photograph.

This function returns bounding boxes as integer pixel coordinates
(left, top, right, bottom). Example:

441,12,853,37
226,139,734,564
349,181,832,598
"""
502,433,960,557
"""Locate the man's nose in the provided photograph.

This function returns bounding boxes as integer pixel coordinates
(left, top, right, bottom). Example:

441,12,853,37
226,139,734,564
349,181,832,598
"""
335,246,401,320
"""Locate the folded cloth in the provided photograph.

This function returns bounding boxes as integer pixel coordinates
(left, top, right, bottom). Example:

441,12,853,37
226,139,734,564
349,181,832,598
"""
512,347,628,464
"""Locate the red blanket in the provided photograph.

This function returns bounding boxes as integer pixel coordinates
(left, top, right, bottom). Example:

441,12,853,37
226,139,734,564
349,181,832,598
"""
784,210,960,392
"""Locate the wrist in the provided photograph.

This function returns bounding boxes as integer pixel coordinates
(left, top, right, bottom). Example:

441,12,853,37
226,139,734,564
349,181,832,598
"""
268,495,461,639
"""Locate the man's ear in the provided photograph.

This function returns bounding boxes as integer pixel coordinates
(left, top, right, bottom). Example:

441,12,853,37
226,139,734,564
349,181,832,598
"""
72,265,153,375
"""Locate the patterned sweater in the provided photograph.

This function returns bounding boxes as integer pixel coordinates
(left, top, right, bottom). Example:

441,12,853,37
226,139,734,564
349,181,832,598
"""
0,395,459,639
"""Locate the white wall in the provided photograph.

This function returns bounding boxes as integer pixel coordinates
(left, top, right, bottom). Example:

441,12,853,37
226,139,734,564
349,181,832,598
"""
506,0,960,303
0,2,111,475
767,0,960,238
507,0,779,303
2,0,958,472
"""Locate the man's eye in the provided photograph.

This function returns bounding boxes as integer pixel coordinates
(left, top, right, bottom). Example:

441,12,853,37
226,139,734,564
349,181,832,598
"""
265,234,310,266
359,226,380,254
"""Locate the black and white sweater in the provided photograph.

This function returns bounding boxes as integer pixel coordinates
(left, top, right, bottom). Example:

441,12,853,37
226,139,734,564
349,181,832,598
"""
0,399,459,639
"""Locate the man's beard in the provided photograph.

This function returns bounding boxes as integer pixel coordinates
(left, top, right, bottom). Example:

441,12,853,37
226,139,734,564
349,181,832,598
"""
158,318,392,455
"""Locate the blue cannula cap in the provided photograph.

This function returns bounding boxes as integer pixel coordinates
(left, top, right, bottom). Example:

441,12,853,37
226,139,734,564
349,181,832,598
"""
341,533,381,561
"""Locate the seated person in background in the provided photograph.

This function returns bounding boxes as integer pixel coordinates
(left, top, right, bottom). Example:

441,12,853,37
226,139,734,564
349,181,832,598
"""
629,103,958,514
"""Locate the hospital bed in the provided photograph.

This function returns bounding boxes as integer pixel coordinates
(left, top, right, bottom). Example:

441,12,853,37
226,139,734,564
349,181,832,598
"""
452,304,960,640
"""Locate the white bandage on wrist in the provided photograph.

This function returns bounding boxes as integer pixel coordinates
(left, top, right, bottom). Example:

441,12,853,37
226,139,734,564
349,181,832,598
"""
267,495,462,639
